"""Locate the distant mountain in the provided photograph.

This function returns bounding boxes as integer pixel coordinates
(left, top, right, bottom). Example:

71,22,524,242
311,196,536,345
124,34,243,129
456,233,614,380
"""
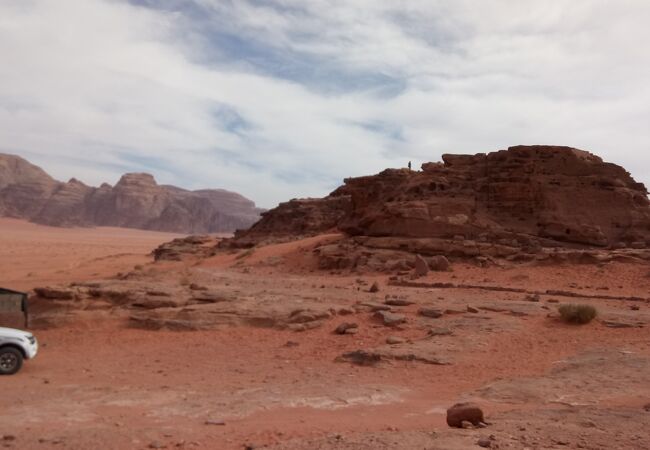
0,154,264,233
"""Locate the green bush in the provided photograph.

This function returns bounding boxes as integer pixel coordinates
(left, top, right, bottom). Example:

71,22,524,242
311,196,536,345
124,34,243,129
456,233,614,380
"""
558,304,598,324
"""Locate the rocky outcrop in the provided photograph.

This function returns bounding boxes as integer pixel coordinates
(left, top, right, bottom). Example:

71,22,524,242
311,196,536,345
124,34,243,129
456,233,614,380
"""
0,154,263,233
219,145,650,271
221,191,351,248
339,146,650,247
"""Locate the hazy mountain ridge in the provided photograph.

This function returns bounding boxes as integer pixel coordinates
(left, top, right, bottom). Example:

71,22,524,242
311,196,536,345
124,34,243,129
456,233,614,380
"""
0,154,263,233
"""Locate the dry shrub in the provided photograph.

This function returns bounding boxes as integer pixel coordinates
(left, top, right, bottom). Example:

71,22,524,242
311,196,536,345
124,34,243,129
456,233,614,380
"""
558,304,598,324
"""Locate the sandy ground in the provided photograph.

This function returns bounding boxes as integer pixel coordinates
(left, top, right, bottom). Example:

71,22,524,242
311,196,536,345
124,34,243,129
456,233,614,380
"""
0,218,183,291
2,222,650,449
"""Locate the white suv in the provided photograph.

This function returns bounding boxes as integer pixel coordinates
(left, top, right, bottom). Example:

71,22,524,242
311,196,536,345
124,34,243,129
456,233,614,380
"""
0,327,38,375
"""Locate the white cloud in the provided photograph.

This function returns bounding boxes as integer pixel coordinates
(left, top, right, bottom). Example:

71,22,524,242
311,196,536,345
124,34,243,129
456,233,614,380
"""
1,0,649,208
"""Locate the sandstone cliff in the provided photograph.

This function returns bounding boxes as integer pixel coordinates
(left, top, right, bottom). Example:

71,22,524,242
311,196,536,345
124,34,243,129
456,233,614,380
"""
219,145,650,269
0,154,263,233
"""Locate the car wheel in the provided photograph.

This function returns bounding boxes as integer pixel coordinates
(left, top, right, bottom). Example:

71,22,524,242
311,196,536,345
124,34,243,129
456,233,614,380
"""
0,347,23,375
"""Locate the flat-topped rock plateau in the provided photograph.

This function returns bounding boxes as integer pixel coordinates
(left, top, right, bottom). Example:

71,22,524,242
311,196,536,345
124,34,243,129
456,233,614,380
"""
3,146,650,450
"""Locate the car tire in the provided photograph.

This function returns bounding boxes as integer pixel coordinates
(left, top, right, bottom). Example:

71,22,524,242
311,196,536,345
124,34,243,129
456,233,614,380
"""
0,347,23,375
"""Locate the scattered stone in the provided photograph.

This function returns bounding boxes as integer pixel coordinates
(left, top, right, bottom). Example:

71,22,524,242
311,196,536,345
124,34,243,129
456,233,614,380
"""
189,283,208,291
358,302,392,312
284,341,299,348
467,305,479,313
414,254,429,277
386,336,405,345
525,293,541,302
427,327,453,336
477,437,492,448
547,299,560,303
630,305,640,311
384,298,415,306
374,310,406,327
337,307,355,315
204,419,226,426
429,255,451,271
289,309,331,324
288,320,324,332
418,308,443,318
369,282,380,293
644,403,650,412
337,350,382,366
447,402,486,428
149,441,166,449
335,322,359,335
2,435,16,441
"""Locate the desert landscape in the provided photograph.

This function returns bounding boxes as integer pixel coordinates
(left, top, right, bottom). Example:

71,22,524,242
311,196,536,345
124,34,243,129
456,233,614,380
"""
2,146,650,449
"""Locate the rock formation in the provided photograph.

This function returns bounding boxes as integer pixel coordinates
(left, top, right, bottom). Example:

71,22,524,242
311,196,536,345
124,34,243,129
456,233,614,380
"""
0,153,263,233
220,145,650,270
221,188,352,248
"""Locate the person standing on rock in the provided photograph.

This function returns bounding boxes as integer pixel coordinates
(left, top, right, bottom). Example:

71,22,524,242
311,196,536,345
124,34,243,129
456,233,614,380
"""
408,161,412,171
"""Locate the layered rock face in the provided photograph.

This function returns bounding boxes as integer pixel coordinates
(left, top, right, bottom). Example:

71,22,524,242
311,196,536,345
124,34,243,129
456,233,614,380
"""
222,189,352,248
0,154,263,233
222,145,650,269
340,146,650,248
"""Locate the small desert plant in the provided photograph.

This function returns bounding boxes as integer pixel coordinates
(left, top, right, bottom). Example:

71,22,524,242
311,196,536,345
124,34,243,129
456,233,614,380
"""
558,304,598,324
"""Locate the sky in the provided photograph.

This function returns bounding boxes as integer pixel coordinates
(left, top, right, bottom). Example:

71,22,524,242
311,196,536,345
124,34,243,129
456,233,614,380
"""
1,0,649,208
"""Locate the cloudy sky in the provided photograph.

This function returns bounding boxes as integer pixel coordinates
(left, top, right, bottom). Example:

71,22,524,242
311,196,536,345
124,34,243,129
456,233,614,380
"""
1,0,649,208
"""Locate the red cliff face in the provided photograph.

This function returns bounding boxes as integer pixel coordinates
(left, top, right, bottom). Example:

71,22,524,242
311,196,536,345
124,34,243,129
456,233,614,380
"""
0,154,263,233
222,190,352,248
339,145,650,248
221,145,650,270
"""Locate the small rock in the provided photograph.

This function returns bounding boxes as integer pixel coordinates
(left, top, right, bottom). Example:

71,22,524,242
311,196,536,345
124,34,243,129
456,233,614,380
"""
467,306,479,313
414,254,429,277
288,309,330,324
2,436,16,442
630,305,640,311
418,308,443,318
447,402,486,428
525,294,540,302
337,350,382,366
369,282,380,293
547,299,560,303
204,419,226,426
374,310,406,327
386,336,405,345
284,341,299,347
384,298,415,306
149,441,166,449
428,327,453,336
335,322,358,335
477,437,492,448
430,255,451,271
644,403,650,412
